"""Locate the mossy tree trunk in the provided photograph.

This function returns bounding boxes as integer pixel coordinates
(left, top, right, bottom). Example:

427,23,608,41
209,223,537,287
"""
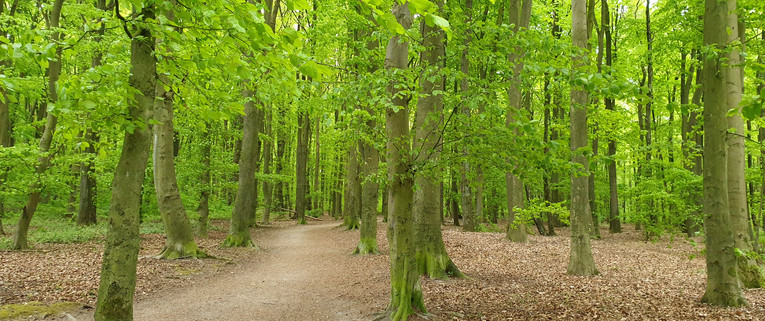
94,6,156,319
384,3,424,320
567,0,598,276
13,0,64,250
222,86,260,248
413,0,462,278
357,139,379,254
153,77,203,259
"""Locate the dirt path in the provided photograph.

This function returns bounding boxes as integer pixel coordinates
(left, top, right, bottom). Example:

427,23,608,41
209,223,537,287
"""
65,220,388,321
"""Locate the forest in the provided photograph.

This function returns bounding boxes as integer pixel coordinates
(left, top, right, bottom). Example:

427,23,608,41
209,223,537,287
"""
1,0,765,320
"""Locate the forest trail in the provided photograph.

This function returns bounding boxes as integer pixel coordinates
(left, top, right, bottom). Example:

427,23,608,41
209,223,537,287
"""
65,219,384,321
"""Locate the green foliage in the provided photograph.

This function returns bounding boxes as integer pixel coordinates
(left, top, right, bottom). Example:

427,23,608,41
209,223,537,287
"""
513,199,569,228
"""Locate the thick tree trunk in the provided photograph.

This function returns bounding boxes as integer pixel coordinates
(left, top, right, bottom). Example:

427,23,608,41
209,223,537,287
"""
412,0,462,278
94,7,156,319
295,110,310,224
724,10,764,288
567,0,598,276
13,0,64,250
699,0,746,307
222,86,259,248
384,3,424,320
356,139,379,254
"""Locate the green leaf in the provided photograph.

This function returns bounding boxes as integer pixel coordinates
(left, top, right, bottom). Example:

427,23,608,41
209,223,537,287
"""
382,12,405,35
742,100,762,121
726,108,738,117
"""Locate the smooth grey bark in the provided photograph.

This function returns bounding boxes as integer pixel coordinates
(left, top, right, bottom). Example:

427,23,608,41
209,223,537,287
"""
343,142,361,229
699,0,746,307
603,0,620,234
94,6,156,319
13,0,64,250
384,3,424,320
567,0,598,276
412,0,462,278
504,0,532,242
262,109,274,224
459,0,476,232
197,127,211,236
222,86,259,248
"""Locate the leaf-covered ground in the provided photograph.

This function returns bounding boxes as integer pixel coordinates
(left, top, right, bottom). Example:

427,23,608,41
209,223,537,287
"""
1,218,764,320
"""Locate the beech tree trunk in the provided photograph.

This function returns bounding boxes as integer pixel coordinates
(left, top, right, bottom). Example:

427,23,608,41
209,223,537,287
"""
343,143,361,229
295,109,310,224
459,0,476,232
699,0,746,307
504,0,532,242
724,7,764,288
13,0,64,250
413,0,462,278
94,6,156,318
603,0,620,234
384,3,424,320
262,109,274,224
567,0,598,276
197,127,211,236
222,86,259,248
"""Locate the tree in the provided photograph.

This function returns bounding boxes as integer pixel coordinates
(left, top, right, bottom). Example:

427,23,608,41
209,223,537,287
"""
383,2,424,319
567,0,598,277
12,0,64,250
459,0,476,232
505,0,532,242
94,3,157,318
699,0,746,307
412,0,462,278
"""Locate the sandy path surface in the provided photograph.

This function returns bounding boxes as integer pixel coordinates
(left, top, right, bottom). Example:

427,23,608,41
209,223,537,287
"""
65,220,387,321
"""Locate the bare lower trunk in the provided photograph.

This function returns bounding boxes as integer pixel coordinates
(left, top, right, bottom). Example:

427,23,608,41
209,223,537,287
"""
94,9,156,318
77,129,98,225
13,0,64,250
699,0,746,306
343,144,361,229
295,110,310,224
262,110,274,224
222,86,259,248
197,130,211,236
384,3,424,320
567,0,598,276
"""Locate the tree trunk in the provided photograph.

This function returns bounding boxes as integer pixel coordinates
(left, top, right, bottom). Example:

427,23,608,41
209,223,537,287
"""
589,127,600,238
567,0,598,276
261,109,274,224
295,109,310,224
197,127,211,237
459,0,476,232
13,0,64,250
504,0,532,242
412,0,462,278
77,129,98,226
94,7,156,318
450,168,460,226
724,10,764,288
384,3,424,320
222,86,259,248
602,0,620,233
356,139,379,254
343,143,361,229
699,0,746,306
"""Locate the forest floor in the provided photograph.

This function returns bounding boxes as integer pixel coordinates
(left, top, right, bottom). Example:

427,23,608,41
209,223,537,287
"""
1,216,765,320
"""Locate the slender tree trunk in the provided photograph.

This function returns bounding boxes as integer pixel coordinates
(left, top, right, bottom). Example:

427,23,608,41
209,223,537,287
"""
94,6,156,318
13,0,64,250
222,86,259,248
413,0,462,278
450,168,460,226
197,127,211,236
262,109,274,224
459,0,476,232
757,32,765,254
699,0,746,306
504,0,532,242
343,143,361,229
384,3,424,319
567,0,598,276
77,128,98,226
604,0,619,234
274,107,287,210
295,109,310,224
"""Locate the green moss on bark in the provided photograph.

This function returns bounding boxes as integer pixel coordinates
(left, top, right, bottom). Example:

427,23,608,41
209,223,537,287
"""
157,241,209,259
353,236,379,255
415,251,464,279
737,257,765,288
221,233,258,249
